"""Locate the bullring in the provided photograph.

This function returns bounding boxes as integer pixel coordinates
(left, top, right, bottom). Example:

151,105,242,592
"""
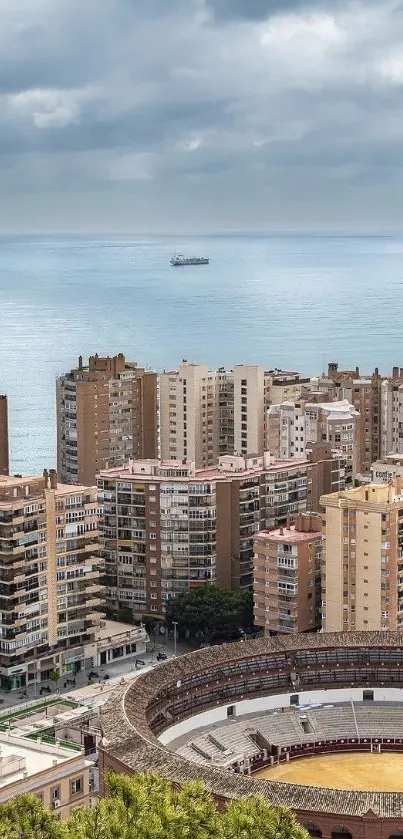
100,632,403,839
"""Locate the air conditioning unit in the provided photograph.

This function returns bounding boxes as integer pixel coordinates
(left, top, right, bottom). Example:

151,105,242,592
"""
53,799,61,809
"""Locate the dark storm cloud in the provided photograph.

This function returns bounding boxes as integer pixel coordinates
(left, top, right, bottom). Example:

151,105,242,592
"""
1,0,403,232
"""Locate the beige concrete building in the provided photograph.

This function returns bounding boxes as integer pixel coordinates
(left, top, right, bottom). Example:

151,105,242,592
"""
233,365,265,457
57,353,158,486
98,446,344,618
0,470,148,690
0,395,9,477
321,479,403,632
0,729,93,818
159,362,219,467
0,470,102,690
267,397,359,482
159,363,310,467
253,512,323,634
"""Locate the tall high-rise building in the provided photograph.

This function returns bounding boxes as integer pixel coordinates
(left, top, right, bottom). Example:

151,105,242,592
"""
254,512,323,635
321,479,403,632
57,353,158,486
0,395,9,476
159,363,310,467
159,362,219,467
98,447,344,619
0,470,102,690
380,369,403,458
267,398,359,482
233,365,265,457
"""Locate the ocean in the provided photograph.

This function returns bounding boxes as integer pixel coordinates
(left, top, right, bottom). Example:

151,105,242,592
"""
1,233,403,475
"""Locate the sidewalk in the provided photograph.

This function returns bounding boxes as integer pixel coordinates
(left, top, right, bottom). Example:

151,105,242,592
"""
0,636,195,711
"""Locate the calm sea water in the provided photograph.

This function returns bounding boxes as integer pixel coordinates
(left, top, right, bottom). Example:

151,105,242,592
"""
1,234,403,475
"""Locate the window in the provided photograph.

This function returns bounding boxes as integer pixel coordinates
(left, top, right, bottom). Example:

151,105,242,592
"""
71,777,83,796
51,786,60,801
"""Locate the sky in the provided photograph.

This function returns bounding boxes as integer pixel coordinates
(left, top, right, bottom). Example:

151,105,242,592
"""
1,0,403,233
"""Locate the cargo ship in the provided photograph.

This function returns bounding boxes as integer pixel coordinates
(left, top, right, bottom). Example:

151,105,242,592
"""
170,254,209,266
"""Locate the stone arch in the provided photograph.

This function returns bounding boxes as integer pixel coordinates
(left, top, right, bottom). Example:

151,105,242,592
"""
331,829,353,839
303,824,322,838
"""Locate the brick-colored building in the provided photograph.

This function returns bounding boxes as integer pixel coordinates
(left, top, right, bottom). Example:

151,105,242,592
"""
254,512,323,634
98,448,344,619
57,353,158,486
0,395,9,476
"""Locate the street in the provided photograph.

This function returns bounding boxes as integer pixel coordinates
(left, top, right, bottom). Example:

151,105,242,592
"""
0,635,195,710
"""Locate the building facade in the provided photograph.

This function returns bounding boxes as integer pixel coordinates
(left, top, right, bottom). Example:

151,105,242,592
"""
254,512,323,635
0,470,102,689
267,398,359,482
0,395,9,477
159,362,220,468
98,448,344,619
57,353,158,486
159,364,312,468
321,479,403,632
0,730,93,819
381,371,403,458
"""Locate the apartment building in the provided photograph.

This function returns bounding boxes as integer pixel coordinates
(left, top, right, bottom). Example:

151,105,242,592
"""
159,363,310,467
267,398,359,482
321,479,403,632
217,367,234,455
0,730,93,818
233,365,265,457
0,470,103,691
380,369,403,458
0,395,9,476
98,447,344,618
57,353,158,486
254,512,323,635
159,362,220,467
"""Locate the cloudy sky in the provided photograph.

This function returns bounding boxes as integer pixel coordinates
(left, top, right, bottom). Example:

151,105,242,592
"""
1,0,403,233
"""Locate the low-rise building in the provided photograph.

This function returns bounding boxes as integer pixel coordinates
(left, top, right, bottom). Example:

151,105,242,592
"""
0,729,93,818
253,512,323,634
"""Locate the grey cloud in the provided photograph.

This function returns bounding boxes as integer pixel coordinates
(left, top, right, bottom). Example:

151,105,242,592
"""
0,0,403,232
205,0,327,20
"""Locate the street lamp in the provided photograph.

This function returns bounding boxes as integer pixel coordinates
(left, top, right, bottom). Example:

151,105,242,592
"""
172,621,178,657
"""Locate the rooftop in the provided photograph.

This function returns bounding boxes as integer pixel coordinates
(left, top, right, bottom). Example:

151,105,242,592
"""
322,479,403,507
255,525,322,544
0,730,81,789
98,454,310,484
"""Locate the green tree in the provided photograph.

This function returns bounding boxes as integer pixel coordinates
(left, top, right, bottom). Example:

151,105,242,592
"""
0,795,63,839
0,774,309,839
222,798,309,839
165,586,253,644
